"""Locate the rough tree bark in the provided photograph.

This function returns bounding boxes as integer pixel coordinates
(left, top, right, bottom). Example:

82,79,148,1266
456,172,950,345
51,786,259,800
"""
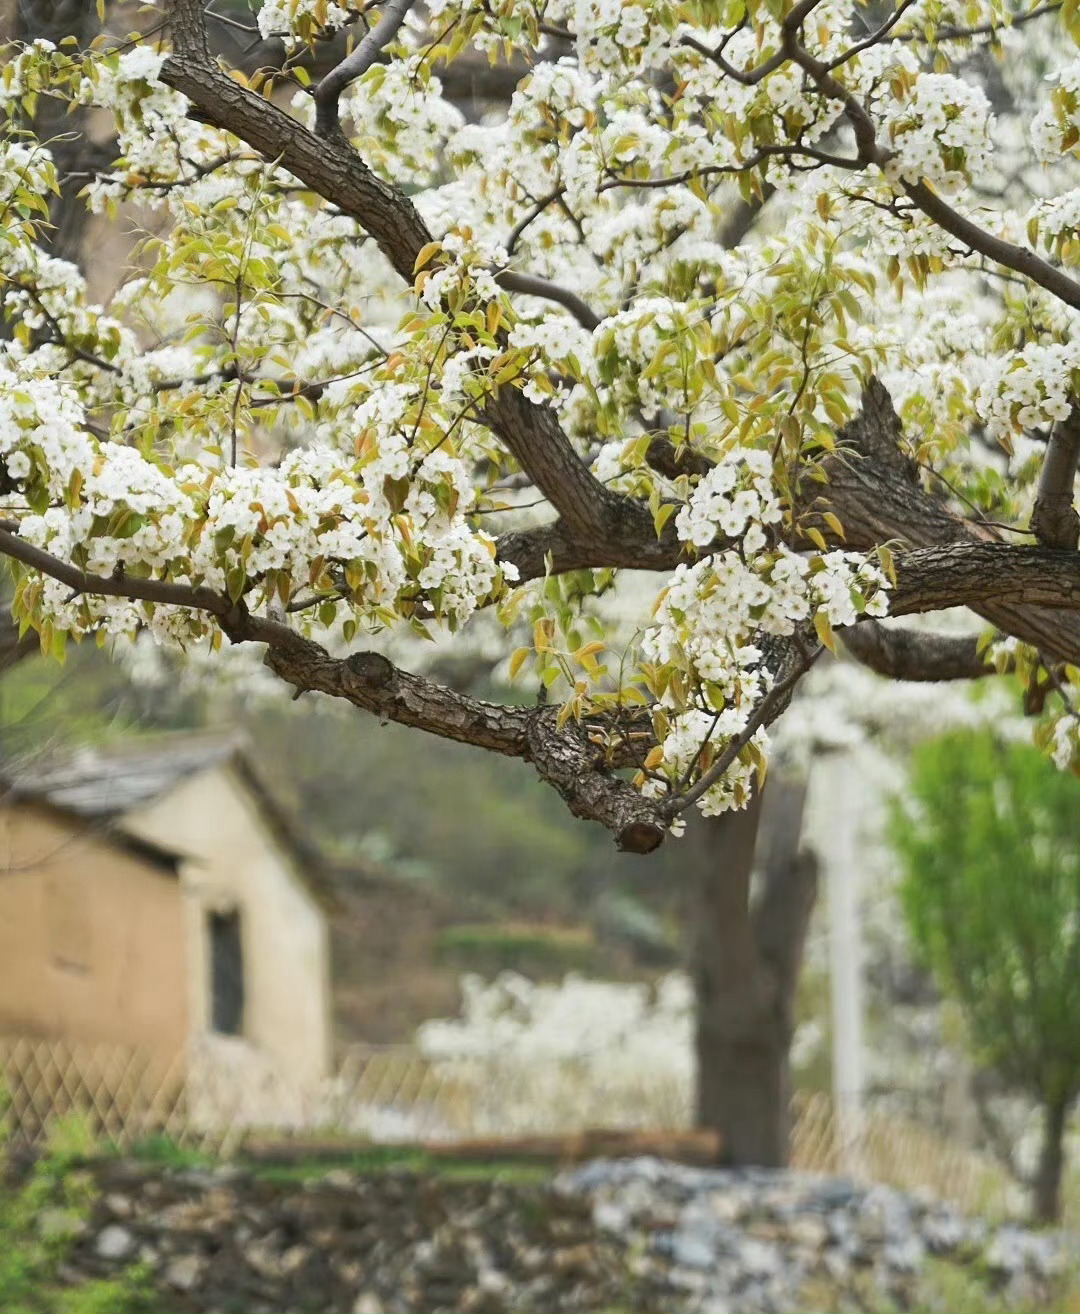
688,781,818,1166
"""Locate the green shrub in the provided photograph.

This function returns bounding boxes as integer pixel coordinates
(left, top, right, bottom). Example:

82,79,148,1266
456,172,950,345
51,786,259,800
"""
890,730,1080,1223
0,1115,148,1314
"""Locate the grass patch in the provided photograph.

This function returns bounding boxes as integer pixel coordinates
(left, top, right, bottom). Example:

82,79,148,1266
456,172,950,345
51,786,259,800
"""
124,1133,554,1186
0,1118,149,1314
244,1146,554,1187
436,921,602,975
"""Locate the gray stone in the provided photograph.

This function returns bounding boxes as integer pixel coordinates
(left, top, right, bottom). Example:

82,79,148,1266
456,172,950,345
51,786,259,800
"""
669,1230,717,1269
164,1254,206,1291
788,1215,829,1249
740,1237,783,1278
592,1199,627,1232
922,1209,967,1253
322,1168,358,1191
883,1234,925,1272
95,1224,136,1260
103,1193,133,1219
353,1295,383,1314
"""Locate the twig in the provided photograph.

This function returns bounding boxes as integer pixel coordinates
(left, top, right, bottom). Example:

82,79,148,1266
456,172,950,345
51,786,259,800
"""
314,0,417,137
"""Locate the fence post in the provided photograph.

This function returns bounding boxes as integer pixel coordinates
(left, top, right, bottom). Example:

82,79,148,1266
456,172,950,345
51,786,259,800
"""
810,750,866,1176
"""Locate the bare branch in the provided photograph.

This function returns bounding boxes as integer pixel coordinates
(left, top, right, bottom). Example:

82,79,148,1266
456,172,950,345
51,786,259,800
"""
313,0,417,138
892,0,1060,43
839,621,996,681
495,269,601,331
824,0,919,70
1031,404,1080,551
505,186,565,257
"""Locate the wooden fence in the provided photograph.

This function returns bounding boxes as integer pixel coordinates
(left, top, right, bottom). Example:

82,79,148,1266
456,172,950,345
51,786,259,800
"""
0,1034,1017,1220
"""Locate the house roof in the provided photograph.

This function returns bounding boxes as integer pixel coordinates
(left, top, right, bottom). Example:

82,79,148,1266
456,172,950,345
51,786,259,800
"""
7,732,238,820
4,731,338,909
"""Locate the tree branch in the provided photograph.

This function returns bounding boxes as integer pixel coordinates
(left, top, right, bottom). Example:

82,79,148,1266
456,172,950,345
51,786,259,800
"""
313,0,417,138
786,41,1080,311
839,620,995,681
888,541,1080,616
234,618,670,852
0,521,671,849
809,379,1080,664
0,524,230,615
495,269,601,331
1031,404,1080,551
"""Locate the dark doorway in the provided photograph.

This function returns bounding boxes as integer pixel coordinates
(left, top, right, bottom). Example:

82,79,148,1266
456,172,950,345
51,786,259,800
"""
209,910,244,1035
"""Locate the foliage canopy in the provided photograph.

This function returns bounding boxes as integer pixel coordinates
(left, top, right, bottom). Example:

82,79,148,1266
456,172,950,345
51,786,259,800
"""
893,729,1080,1107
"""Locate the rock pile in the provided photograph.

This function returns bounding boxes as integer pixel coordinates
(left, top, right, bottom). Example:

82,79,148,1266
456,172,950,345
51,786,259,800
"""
559,1158,1067,1312
51,1157,1069,1312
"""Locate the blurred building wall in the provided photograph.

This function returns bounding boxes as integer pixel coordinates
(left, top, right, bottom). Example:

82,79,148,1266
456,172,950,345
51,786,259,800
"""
123,763,332,1088
0,801,187,1060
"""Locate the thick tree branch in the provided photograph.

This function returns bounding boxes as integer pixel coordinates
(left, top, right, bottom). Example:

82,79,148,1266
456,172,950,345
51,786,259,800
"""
1031,404,1080,551
810,379,1080,664
839,621,994,681
232,618,669,852
887,542,1080,614
494,515,682,581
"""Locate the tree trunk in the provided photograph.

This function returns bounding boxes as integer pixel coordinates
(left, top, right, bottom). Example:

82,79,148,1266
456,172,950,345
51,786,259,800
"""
689,782,818,1167
1031,1093,1071,1224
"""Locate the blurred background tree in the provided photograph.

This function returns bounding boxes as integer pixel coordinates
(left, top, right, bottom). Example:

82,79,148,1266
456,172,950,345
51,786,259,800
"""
891,730,1080,1223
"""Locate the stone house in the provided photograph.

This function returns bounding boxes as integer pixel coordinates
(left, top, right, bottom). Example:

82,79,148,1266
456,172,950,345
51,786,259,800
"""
0,732,336,1095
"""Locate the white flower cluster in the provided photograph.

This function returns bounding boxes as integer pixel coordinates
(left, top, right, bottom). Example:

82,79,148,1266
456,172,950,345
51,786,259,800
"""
675,446,782,554
257,0,358,40
882,72,994,195
636,449,890,817
414,970,696,1132
418,970,694,1077
78,46,228,209
341,61,464,187
565,0,675,76
418,234,507,311
0,357,509,645
646,706,768,818
1025,189,1080,246
976,340,1080,441
1049,713,1078,770
593,297,705,417
1030,59,1080,164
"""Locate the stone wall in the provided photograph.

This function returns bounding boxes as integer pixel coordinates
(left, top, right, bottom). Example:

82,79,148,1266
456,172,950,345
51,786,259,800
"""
39,1157,1072,1314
